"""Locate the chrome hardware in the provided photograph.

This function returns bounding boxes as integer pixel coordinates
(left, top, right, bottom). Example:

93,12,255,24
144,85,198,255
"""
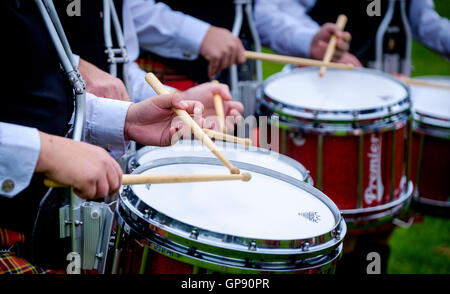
190,228,199,240
248,241,257,251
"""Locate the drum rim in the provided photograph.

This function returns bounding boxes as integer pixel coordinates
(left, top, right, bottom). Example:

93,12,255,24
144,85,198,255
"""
132,140,313,184
119,157,345,255
261,67,411,123
411,76,450,131
116,210,343,273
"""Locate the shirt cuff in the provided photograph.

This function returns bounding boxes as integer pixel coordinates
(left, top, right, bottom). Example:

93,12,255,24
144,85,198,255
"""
0,123,40,198
72,53,80,68
85,94,132,159
292,26,320,58
175,16,211,59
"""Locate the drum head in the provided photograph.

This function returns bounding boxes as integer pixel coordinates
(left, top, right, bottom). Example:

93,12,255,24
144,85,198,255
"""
263,68,409,121
130,160,337,241
135,140,311,183
411,76,450,128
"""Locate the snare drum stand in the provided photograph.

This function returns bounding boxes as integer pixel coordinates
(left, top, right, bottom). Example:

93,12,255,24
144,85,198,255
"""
36,0,115,274
230,0,263,118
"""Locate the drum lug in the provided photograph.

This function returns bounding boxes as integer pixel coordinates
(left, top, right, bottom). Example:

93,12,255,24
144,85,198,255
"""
248,241,257,251
333,229,342,240
121,186,131,198
301,242,310,252
289,132,305,146
189,228,199,240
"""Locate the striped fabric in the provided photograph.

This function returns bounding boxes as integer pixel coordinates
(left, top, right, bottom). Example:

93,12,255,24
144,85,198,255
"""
0,228,45,274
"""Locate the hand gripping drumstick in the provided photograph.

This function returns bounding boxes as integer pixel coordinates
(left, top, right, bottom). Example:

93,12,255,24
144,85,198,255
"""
44,173,251,188
211,80,227,133
203,128,252,146
145,73,240,174
319,14,348,77
244,51,354,70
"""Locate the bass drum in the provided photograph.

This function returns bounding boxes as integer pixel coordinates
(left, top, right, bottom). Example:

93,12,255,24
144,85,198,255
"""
410,76,450,217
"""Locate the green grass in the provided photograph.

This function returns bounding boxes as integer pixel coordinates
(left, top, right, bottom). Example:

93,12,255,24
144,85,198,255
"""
260,4,450,274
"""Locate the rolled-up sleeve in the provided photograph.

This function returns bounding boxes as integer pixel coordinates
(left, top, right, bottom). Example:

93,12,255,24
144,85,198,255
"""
254,0,320,58
84,93,132,160
409,0,450,59
129,0,210,60
0,122,40,198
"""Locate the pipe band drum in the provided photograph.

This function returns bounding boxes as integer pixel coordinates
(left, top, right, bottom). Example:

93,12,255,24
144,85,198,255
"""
410,76,450,216
109,141,345,274
258,67,413,233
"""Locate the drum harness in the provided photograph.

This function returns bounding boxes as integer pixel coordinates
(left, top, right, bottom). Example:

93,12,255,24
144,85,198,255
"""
35,0,120,274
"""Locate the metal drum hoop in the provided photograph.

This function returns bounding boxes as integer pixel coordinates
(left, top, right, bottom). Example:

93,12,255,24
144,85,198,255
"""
118,157,346,263
115,209,343,273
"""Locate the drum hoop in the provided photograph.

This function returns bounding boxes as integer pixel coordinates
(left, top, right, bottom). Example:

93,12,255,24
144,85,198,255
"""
412,120,450,139
119,158,345,253
133,140,314,184
116,210,343,273
261,67,411,122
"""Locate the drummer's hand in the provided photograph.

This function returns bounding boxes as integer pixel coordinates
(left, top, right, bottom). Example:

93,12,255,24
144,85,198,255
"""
124,93,204,146
200,26,247,79
337,52,363,67
309,23,352,61
36,132,122,199
78,58,130,101
181,82,244,132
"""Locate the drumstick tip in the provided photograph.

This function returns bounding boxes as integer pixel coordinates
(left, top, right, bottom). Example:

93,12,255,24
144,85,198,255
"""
241,172,251,182
231,167,240,175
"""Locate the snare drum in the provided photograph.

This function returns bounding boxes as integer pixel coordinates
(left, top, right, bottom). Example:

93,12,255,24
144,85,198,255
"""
109,147,346,274
410,76,450,215
127,140,312,185
258,67,413,230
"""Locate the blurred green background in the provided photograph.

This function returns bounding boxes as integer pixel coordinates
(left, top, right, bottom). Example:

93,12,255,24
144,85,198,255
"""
259,2,450,274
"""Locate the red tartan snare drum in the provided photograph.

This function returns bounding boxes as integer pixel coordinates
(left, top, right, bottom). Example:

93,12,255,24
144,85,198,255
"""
409,76,450,216
257,68,414,231
107,141,345,274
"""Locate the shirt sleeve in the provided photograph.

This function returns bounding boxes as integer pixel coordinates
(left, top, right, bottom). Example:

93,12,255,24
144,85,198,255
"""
409,0,450,59
128,0,210,60
84,93,132,159
254,0,320,58
0,122,40,198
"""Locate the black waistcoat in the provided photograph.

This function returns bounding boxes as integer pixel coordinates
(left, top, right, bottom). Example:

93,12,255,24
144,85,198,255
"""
308,0,410,66
54,0,124,80
152,0,249,83
0,0,73,261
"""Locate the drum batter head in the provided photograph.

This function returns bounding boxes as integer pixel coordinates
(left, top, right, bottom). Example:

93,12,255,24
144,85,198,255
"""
262,67,410,122
411,76,450,130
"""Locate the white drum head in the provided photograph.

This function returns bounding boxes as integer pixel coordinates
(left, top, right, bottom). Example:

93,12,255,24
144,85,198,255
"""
411,76,450,125
264,68,408,112
136,140,308,181
131,163,336,240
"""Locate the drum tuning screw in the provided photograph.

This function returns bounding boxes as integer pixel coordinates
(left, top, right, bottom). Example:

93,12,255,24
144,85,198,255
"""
334,229,341,240
189,228,199,240
144,209,150,219
301,242,310,251
248,241,257,251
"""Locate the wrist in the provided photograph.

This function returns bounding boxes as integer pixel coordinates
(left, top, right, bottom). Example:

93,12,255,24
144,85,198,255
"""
35,131,54,173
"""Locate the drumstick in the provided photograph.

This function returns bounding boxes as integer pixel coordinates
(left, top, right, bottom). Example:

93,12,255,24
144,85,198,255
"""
211,80,227,133
319,14,348,77
203,128,252,146
145,73,240,174
396,75,450,90
44,173,252,188
244,51,354,70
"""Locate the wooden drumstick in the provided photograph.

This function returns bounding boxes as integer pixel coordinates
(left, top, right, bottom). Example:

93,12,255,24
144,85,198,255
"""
44,173,252,188
244,51,354,70
145,73,240,174
203,128,252,146
396,75,450,90
319,14,348,77
211,80,227,133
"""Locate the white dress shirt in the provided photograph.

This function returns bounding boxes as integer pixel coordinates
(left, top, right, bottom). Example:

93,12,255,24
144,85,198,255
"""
0,93,131,198
122,0,211,102
254,0,450,59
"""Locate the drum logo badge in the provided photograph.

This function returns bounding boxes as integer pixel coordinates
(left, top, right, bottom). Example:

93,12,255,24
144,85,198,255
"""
298,211,320,223
364,133,384,205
